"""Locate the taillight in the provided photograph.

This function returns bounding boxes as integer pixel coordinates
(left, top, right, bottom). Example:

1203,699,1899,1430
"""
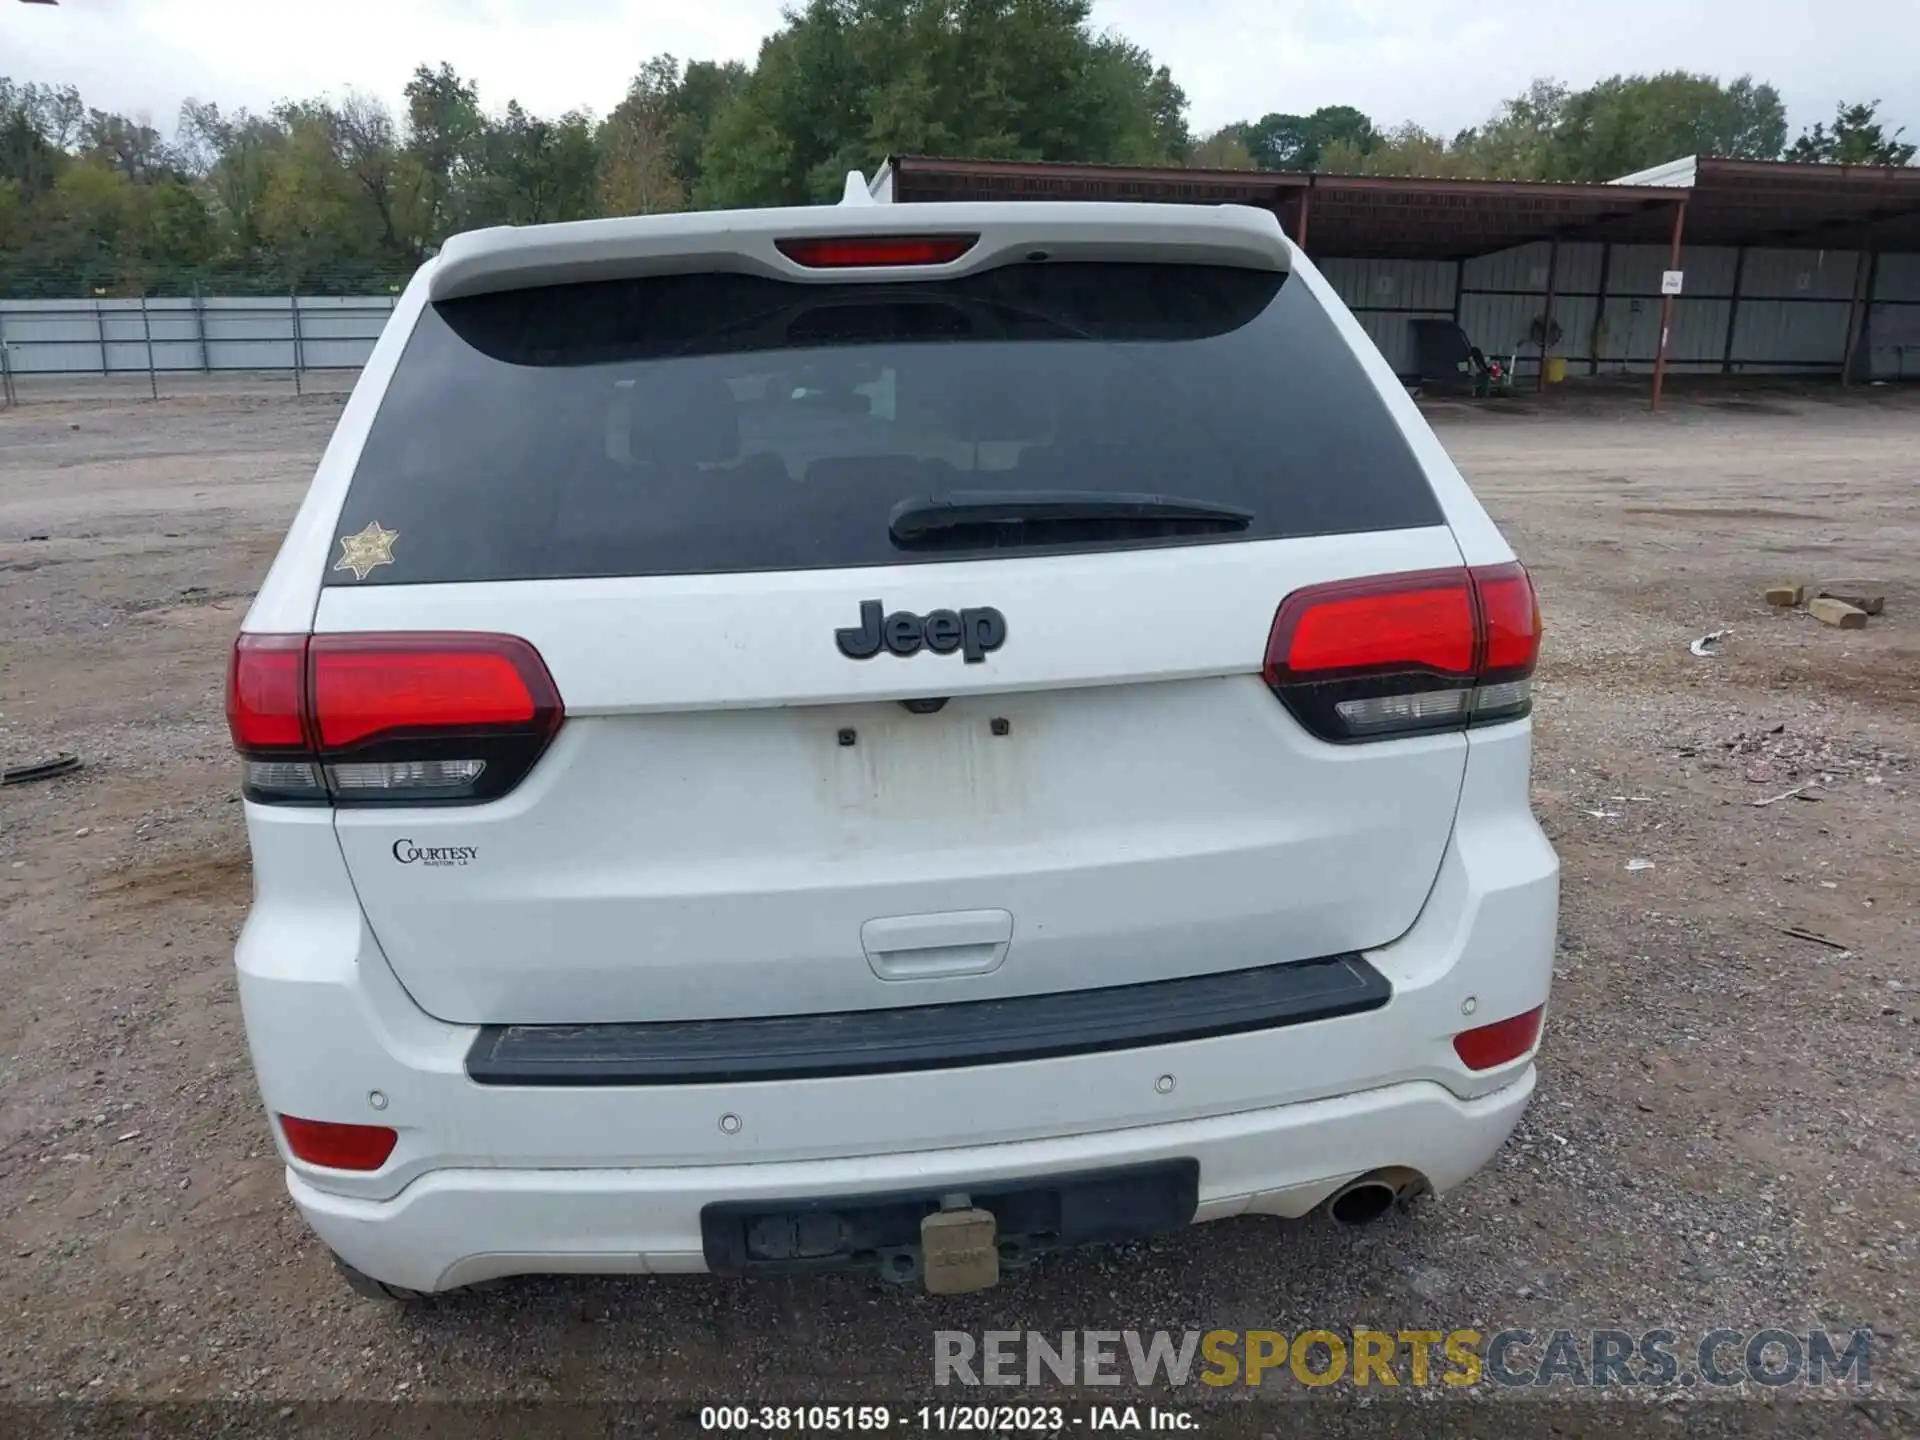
1264,563,1540,742
775,234,978,268
1452,1005,1545,1071
226,633,563,805
278,1115,398,1171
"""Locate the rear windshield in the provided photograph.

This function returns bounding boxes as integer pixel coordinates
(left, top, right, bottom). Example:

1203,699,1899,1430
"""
328,261,1442,585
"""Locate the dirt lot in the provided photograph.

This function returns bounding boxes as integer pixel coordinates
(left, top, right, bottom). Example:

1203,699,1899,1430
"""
1,379,1916,1433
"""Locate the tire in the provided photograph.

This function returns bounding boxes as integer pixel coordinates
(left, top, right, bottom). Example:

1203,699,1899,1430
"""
333,1253,434,1303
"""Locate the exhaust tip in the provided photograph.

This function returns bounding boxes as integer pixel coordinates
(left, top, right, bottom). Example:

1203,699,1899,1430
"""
1328,1181,1398,1227
1324,1167,1428,1227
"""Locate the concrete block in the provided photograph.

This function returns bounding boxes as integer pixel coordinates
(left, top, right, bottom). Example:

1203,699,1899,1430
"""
1817,583,1885,615
1809,597,1868,629
1764,584,1806,607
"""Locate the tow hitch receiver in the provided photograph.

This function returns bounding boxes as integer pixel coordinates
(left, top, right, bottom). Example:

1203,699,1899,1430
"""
699,1159,1198,1282
921,1204,999,1294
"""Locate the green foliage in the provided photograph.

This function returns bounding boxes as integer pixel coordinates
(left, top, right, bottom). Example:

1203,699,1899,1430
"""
670,60,749,194
598,56,688,217
1448,79,1569,179
696,0,1191,209
1319,124,1482,179
1189,126,1256,170
1786,100,1917,166
1241,106,1377,170
1541,73,1787,179
402,63,483,238
2,23,1915,299
464,102,601,227
1290,73,1795,182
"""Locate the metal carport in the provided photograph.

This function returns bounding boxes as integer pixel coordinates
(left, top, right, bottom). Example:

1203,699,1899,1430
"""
873,155,1920,408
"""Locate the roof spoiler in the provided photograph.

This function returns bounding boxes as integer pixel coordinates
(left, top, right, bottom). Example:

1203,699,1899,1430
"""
427,200,1291,302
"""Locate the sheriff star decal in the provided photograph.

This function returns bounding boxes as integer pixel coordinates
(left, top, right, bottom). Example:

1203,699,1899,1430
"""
333,521,398,581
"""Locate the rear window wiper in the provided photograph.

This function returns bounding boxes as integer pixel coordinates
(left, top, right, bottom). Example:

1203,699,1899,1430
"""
889,490,1254,546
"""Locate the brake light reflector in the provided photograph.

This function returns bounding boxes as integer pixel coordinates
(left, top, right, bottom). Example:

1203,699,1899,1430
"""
226,634,310,752
1473,562,1542,676
309,635,547,750
1269,570,1476,681
776,234,978,268
1264,563,1540,741
226,632,563,805
1452,1005,1545,1071
279,1115,398,1171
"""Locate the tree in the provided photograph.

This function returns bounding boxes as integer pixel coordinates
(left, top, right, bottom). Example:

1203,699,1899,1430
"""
1240,106,1377,171
0,78,74,196
174,99,229,178
1089,40,1190,164
467,102,600,227
332,95,403,245
1787,100,1917,165
255,110,374,285
1189,125,1256,170
403,63,483,239
81,109,179,182
669,59,747,196
1451,80,1570,179
599,56,684,215
193,106,287,258
22,81,85,151
1320,123,1483,178
0,104,64,196
0,177,24,259
697,0,1189,209
1546,73,1787,180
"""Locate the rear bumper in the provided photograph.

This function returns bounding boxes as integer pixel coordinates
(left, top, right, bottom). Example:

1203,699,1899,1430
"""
237,722,1557,1291
292,1070,1533,1292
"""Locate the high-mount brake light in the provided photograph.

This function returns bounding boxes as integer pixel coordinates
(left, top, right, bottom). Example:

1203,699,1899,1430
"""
775,234,978,269
1263,562,1541,742
225,633,563,805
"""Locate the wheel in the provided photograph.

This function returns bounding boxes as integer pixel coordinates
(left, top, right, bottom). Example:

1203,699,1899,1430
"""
333,1252,433,1303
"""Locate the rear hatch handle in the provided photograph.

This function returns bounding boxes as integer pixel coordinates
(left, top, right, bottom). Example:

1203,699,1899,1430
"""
888,491,1254,545
861,910,1014,982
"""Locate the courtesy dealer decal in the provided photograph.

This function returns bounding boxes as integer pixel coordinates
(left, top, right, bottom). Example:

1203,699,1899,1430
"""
392,840,477,867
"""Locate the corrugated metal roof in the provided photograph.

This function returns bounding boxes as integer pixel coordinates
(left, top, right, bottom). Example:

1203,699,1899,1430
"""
884,154,1920,258
1611,157,1697,187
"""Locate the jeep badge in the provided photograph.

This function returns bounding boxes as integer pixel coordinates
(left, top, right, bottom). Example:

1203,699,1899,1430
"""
835,600,1007,663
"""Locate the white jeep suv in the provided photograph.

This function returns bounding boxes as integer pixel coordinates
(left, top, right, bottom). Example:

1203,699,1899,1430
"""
226,186,1557,1299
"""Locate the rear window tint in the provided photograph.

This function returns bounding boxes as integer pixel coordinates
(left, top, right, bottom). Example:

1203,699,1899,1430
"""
328,262,1443,585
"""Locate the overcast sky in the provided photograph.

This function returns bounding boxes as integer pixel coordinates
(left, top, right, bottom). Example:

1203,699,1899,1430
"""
3,0,1915,144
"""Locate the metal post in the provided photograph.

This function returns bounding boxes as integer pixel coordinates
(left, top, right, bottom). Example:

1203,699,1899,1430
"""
1294,187,1311,253
1650,198,1688,412
1536,236,1560,393
95,300,110,377
0,316,13,409
1590,243,1612,376
1451,258,1465,326
1840,250,1877,386
193,285,209,374
139,294,158,401
1720,247,1747,376
289,292,304,396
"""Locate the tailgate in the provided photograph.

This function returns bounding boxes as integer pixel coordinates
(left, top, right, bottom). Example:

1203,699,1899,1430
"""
321,529,1468,1025
300,246,1472,1025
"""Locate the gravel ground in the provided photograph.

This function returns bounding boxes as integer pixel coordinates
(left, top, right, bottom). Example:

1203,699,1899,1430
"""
1,379,1916,1436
